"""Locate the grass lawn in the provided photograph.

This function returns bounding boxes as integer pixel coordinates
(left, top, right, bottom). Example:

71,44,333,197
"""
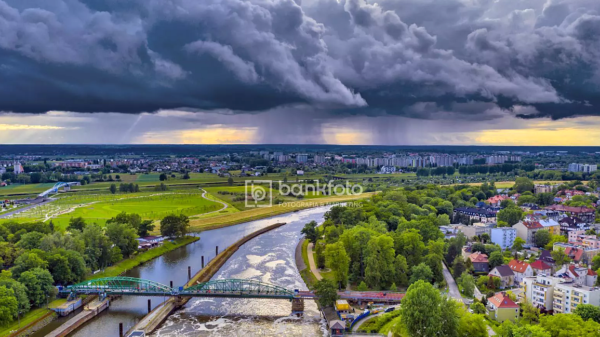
89,236,199,279
300,239,318,289
0,307,55,337
358,310,401,333
187,192,375,232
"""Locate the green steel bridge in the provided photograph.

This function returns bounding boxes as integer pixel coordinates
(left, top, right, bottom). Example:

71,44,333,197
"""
59,276,404,303
60,277,298,299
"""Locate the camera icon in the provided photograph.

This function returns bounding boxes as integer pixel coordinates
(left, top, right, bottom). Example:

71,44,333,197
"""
245,180,272,208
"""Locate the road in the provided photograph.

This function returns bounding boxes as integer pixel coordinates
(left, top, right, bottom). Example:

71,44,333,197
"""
442,262,495,336
442,262,462,301
0,198,54,219
307,242,323,280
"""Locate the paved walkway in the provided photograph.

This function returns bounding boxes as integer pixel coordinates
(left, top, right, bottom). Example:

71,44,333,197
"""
307,242,323,280
442,262,462,301
199,189,229,215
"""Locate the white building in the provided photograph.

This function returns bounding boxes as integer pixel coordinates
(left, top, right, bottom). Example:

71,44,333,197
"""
554,282,600,314
13,161,24,175
491,227,517,250
523,275,562,311
379,166,396,174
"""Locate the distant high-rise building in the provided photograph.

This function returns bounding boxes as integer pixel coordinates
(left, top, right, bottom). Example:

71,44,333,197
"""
13,161,24,175
296,154,308,163
314,155,326,163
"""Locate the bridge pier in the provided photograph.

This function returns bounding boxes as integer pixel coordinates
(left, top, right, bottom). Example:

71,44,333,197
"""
291,298,304,317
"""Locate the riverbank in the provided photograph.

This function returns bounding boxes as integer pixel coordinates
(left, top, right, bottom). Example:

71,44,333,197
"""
90,236,200,279
2,236,199,337
188,192,374,232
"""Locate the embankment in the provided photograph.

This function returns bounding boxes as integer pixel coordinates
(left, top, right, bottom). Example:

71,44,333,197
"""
125,222,287,336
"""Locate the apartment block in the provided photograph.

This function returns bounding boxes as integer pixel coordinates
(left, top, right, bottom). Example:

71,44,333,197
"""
491,227,517,250
553,283,600,314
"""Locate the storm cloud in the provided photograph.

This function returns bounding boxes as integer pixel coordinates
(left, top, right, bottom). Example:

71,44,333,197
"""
0,0,599,119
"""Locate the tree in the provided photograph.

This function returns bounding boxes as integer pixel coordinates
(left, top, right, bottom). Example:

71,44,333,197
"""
138,220,155,237
16,232,44,250
521,301,540,324
552,247,571,267
399,280,442,337
11,252,48,279
68,217,87,231
425,253,444,284
540,313,600,336
480,233,490,243
592,254,600,271
159,173,167,181
574,304,600,323
160,214,190,238
19,268,54,307
301,221,318,243
109,184,117,194
514,177,534,193
535,230,551,248
324,242,350,288
489,251,504,269
394,229,425,268
315,241,326,269
394,254,409,287
409,263,433,285
47,253,72,285
452,256,466,279
314,279,338,307
81,224,112,271
471,301,486,314
512,237,526,251
497,206,523,226
105,222,138,258
0,286,18,326
458,273,475,297
471,242,486,254
389,283,398,291
357,281,368,291
364,235,396,289
0,272,29,315
227,177,233,186
457,308,487,337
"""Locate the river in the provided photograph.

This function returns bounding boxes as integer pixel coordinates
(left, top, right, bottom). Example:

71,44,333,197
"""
35,206,330,337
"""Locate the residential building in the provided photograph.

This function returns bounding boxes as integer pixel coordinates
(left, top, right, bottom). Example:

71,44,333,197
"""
314,155,326,164
554,264,598,287
523,275,562,311
538,250,556,271
553,243,600,264
545,205,596,223
13,161,23,175
554,282,600,314
559,216,590,235
0,167,5,174
568,231,600,249
539,219,561,236
454,223,495,239
469,252,489,273
379,166,396,174
489,265,515,288
487,292,520,323
487,195,509,206
453,207,497,223
296,154,308,163
568,163,597,173
491,227,517,250
534,184,555,194
530,260,552,276
513,221,544,245
508,260,533,284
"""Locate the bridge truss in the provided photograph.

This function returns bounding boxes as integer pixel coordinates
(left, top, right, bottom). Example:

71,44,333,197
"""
181,279,296,299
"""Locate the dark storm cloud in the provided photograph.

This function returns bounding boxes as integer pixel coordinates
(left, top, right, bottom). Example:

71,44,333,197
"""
0,0,599,119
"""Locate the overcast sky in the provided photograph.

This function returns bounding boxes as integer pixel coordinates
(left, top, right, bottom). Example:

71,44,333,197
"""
1,0,599,145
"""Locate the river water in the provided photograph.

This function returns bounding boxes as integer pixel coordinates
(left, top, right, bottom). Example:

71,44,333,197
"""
36,206,330,337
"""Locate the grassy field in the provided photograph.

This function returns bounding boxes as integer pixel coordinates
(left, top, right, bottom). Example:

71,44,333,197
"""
187,192,376,232
1,189,224,231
